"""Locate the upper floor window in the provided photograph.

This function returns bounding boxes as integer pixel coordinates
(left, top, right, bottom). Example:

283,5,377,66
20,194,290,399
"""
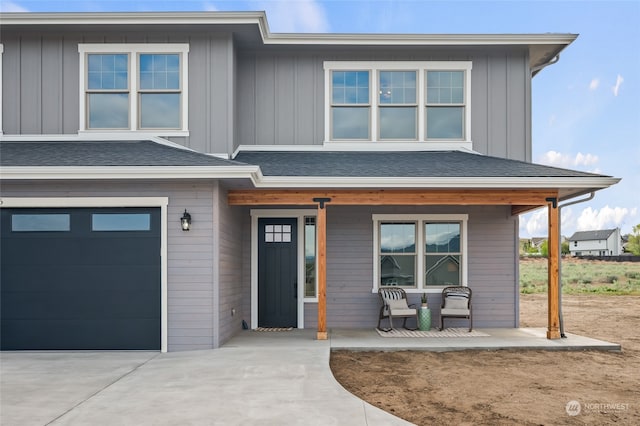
325,61,471,143
79,44,189,135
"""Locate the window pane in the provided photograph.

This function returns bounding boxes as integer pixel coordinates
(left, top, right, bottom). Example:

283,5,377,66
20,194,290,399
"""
380,255,415,287
332,70,369,104
380,223,415,253
425,254,461,285
425,223,460,253
426,71,464,104
92,214,151,231
88,93,129,129
332,107,370,139
139,54,180,90
12,214,70,232
379,107,417,139
88,54,128,90
140,93,180,129
426,106,464,139
305,217,316,298
379,71,416,104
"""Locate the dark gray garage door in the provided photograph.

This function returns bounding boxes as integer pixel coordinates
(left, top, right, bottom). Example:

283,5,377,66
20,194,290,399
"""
1,207,161,350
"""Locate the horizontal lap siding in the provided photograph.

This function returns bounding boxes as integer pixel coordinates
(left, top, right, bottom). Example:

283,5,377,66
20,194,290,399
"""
316,205,517,328
215,185,245,346
467,206,518,327
0,181,217,351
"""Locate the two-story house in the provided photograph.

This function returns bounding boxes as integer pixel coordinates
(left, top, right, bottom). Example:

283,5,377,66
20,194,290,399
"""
568,228,623,257
0,11,619,352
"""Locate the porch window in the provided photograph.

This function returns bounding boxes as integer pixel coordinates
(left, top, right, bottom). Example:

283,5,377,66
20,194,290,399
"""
304,216,317,298
373,214,468,293
425,222,461,286
379,223,417,287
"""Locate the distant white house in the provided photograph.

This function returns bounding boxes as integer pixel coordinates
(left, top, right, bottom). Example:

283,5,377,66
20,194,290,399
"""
568,228,623,256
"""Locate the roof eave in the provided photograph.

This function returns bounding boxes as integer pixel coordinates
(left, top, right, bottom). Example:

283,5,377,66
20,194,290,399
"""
0,166,262,182
252,176,619,189
0,12,577,46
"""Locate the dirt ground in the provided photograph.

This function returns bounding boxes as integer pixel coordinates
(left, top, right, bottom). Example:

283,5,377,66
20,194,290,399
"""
330,293,640,425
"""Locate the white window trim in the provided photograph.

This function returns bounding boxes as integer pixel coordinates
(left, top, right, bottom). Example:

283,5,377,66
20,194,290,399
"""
78,43,189,136
324,61,472,145
372,213,468,294
250,209,318,330
0,44,4,134
0,197,169,353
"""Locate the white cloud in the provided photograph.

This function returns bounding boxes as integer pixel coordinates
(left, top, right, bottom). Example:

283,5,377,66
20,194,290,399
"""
612,74,624,97
0,0,28,12
589,78,599,90
255,0,329,33
521,208,548,237
577,206,638,232
538,150,599,169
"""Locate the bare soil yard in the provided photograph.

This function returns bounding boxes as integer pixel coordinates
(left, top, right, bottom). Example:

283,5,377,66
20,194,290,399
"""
331,260,640,425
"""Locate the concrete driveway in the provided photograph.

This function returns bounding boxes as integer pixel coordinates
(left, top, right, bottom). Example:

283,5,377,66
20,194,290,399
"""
1,332,411,426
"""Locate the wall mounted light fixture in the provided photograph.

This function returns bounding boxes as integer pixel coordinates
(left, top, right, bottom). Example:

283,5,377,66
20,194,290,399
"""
180,209,192,231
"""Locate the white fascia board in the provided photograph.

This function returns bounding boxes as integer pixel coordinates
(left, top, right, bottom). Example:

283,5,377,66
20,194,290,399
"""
0,12,576,47
0,166,261,182
252,176,620,189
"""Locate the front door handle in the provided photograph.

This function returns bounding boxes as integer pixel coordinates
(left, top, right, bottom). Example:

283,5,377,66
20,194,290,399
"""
294,282,298,299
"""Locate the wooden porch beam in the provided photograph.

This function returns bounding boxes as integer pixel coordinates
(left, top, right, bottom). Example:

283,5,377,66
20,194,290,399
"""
511,205,543,216
229,189,557,207
316,202,328,340
547,199,561,339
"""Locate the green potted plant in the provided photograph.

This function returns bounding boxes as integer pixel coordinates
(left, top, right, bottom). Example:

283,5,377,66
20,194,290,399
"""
421,293,428,308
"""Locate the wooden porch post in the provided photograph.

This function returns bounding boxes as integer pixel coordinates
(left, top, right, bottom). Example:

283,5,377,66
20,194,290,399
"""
547,198,561,339
314,198,329,340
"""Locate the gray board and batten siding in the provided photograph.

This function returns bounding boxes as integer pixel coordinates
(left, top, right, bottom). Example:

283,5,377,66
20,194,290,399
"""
0,180,246,352
236,47,531,161
2,27,531,161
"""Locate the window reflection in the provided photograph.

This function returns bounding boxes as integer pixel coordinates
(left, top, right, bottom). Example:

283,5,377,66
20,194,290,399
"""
12,214,70,232
304,217,316,298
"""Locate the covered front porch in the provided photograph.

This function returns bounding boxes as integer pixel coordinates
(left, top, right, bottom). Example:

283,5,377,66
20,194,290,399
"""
228,188,565,340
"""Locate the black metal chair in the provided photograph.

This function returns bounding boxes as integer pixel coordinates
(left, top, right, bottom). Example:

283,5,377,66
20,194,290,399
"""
439,286,472,331
377,287,418,331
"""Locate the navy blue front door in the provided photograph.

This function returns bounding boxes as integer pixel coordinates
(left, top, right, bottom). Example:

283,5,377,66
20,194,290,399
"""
258,218,298,327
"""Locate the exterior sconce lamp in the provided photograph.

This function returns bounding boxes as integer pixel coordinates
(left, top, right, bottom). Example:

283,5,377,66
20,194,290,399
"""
180,209,192,231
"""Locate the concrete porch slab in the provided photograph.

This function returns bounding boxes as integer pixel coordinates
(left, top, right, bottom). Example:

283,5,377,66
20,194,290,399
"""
329,327,622,352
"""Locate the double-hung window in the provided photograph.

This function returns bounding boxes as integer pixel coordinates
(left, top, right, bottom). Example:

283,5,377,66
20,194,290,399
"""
79,44,189,134
373,214,468,292
325,61,471,143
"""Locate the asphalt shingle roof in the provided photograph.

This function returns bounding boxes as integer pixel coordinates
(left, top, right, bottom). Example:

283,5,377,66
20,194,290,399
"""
568,229,617,241
0,140,247,167
0,141,611,181
233,150,608,178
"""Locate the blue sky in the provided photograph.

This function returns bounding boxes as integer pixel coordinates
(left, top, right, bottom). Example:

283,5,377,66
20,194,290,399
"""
2,0,639,238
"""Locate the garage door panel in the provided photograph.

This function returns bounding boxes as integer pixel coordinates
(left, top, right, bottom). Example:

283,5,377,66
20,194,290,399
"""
2,289,160,320
74,238,160,265
1,207,161,350
0,265,160,293
1,319,160,350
